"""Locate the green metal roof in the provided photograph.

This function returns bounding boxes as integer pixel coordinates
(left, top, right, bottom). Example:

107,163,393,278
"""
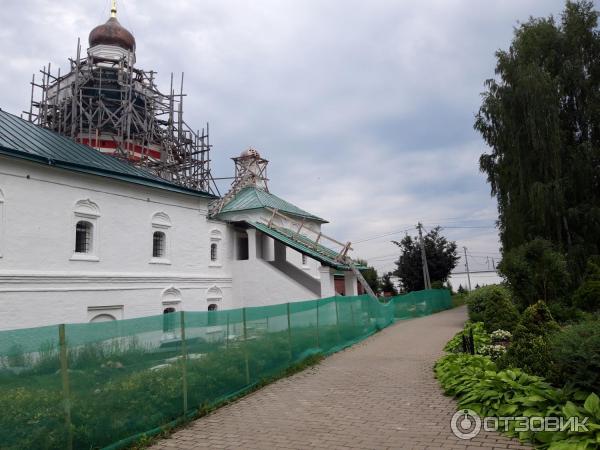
0,109,216,199
248,221,350,270
217,186,327,223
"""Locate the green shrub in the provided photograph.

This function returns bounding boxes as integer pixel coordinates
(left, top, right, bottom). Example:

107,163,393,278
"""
451,292,467,308
498,239,570,311
482,290,519,333
499,300,559,376
0,387,65,449
573,256,600,313
435,353,600,449
573,280,600,312
466,284,511,323
548,319,600,393
444,322,490,353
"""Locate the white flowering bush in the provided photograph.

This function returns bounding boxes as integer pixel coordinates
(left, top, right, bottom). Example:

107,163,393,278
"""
479,344,507,360
490,329,512,343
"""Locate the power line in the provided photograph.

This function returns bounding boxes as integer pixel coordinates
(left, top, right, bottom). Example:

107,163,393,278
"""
350,222,497,245
352,227,413,244
441,226,497,229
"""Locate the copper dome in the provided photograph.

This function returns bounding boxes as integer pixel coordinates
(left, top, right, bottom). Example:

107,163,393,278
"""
89,17,136,52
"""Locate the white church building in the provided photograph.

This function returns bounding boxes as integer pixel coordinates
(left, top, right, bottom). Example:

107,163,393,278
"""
0,6,366,331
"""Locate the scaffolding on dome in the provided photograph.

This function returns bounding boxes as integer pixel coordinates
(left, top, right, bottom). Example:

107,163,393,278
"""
25,39,218,195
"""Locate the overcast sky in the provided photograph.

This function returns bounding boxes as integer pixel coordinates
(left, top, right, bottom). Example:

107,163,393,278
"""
0,0,568,278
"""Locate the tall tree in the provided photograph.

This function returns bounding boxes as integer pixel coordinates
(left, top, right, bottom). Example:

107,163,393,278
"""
392,227,459,292
380,272,399,296
475,1,600,278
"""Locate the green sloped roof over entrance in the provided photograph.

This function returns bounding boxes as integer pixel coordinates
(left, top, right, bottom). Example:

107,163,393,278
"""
247,221,349,270
0,109,215,198
218,186,326,222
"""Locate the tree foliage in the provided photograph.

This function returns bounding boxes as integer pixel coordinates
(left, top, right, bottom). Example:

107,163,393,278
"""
392,227,459,292
380,272,398,296
573,255,600,311
475,1,600,278
356,259,380,294
498,238,570,310
498,300,560,376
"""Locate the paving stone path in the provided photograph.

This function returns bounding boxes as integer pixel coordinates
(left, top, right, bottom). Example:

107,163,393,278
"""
151,306,531,450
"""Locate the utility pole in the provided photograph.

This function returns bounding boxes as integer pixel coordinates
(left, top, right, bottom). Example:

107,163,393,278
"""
417,223,431,290
463,246,472,291
492,257,496,270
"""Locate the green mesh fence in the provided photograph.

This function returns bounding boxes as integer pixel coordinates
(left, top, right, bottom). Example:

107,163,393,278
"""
0,290,451,450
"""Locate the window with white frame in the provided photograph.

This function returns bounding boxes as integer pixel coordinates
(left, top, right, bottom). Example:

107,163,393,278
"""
75,221,93,253
163,307,176,332
150,212,171,264
209,229,222,267
206,286,223,308
153,231,166,258
71,199,100,261
207,303,218,326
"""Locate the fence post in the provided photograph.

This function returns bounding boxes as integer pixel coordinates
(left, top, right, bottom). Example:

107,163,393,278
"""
58,324,73,450
226,312,230,349
316,299,320,349
335,297,341,342
286,302,292,362
180,311,188,414
469,328,475,355
242,307,250,385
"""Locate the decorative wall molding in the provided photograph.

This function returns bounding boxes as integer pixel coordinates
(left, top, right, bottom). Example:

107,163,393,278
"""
151,211,172,228
161,285,182,303
74,198,100,218
206,285,223,301
0,272,233,292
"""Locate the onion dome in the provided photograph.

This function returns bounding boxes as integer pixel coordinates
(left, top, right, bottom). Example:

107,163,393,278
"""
240,147,261,158
89,9,135,52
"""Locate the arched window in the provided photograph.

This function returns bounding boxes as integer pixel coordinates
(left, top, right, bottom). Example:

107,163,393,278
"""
75,221,93,253
72,199,100,261
163,307,176,332
150,212,171,264
207,303,217,326
209,229,222,267
153,231,166,258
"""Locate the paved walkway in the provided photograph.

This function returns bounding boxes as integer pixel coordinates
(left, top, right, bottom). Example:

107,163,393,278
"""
151,307,531,450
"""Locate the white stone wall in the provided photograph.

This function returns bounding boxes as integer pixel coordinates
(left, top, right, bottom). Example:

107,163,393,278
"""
0,157,233,330
230,258,318,308
0,156,338,331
